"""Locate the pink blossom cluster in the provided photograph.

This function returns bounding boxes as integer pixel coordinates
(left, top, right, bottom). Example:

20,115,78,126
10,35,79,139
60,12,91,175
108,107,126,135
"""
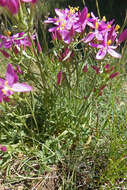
45,6,127,60
45,6,89,44
0,32,35,58
0,64,32,103
0,0,37,15
82,13,126,60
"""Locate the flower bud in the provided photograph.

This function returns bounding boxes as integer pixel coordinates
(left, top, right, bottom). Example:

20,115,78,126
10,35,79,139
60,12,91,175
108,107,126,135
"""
0,49,10,58
109,72,119,79
83,64,88,73
7,0,20,15
37,41,42,53
118,29,127,43
57,71,62,85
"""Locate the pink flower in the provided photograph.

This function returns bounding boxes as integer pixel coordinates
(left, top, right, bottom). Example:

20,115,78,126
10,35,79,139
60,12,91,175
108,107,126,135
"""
75,7,89,33
0,32,35,50
93,33,121,60
0,64,32,102
45,6,89,44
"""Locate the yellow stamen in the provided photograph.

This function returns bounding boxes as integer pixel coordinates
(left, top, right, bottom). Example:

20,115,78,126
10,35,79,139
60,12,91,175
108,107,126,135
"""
61,23,65,29
5,81,8,86
7,31,11,36
70,8,75,15
102,16,106,22
1,81,13,95
107,40,112,46
2,89,6,95
74,6,79,11
115,24,120,31
95,22,98,29
107,24,111,29
68,5,78,15
87,13,90,19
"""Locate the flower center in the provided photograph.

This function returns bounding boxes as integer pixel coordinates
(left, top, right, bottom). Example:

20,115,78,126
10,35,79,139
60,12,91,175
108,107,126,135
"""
102,16,106,22
107,24,111,29
95,22,98,29
87,13,90,19
107,39,112,46
68,6,79,15
1,81,13,95
115,24,120,31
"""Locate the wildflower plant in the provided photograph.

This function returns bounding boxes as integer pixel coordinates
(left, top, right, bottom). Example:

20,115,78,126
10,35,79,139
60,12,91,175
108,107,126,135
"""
0,1,127,188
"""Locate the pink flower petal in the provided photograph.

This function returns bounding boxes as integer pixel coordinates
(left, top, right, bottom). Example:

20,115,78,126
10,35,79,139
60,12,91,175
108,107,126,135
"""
0,90,3,102
61,30,71,44
108,49,121,58
83,33,95,43
49,27,58,32
12,83,33,92
6,64,18,85
21,0,37,3
7,0,19,15
55,8,64,17
0,0,6,6
96,48,107,60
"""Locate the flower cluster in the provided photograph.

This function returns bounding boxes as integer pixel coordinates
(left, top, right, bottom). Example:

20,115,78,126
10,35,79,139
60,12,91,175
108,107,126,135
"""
45,6,127,60
82,13,122,60
0,64,32,103
0,0,37,15
44,6,90,44
0,32,35,58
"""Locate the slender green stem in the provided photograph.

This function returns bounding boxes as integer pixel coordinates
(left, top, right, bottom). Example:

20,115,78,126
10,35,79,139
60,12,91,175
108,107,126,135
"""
75,74,97,127
120,10,127,34
82,0,85,6
27,32,47,90
25,97,39,134
96,0,101,19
